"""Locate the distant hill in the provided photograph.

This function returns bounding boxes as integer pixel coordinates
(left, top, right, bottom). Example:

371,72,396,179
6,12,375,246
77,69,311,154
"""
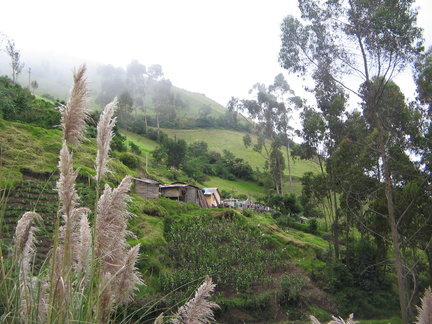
0,49,229,116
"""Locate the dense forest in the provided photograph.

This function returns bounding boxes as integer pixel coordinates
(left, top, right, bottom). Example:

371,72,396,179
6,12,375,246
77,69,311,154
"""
1,0,432,323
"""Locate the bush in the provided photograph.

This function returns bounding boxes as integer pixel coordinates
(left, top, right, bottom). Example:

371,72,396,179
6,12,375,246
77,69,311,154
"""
129,141,141,155
308,218,318,234
119,152,140,169
279,273,306,305
272,211,282,218
111,131,127,151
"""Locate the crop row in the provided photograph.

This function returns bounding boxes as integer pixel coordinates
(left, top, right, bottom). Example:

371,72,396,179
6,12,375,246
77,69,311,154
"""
160,212,289,296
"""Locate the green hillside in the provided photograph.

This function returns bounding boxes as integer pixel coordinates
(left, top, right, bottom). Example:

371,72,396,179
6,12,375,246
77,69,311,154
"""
160,127,319,195
171,87,227,117
0,117,338,323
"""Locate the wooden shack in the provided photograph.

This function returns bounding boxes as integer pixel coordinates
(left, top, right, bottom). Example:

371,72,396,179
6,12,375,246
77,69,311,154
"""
132,178,160,199
223,198,239,208
203,188,221,208
160,182,209,208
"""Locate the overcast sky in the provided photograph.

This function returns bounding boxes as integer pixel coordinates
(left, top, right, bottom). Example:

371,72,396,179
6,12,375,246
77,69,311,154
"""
1,0,431,107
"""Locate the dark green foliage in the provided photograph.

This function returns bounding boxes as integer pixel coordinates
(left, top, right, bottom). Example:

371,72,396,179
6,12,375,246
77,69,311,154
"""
118,152,140,169
278,273,306,305
128,116,147,135
128,141,141,155
154,136,187,169
160,212,286,298
182,157,209,183
0,76,60,128
111,127,127,152
187,141,208,156
324,241,399,318
152,135,254,182
265,192,302,216
415,46,432,111
146,128,167,142
308,218,318,234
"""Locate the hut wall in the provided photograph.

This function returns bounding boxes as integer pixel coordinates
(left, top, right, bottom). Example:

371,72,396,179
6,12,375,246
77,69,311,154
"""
185,187,199,204
134,180,159,199
161,187,182,199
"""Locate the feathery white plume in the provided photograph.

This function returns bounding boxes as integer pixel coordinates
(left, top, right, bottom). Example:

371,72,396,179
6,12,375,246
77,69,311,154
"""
172,276,219,324
61,64,90,146
416,287,432,324
95,98,117,182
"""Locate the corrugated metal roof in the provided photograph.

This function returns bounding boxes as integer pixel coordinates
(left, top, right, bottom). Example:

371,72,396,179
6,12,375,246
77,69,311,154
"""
203,188,220,195
132,178,160,185
160,183,203,190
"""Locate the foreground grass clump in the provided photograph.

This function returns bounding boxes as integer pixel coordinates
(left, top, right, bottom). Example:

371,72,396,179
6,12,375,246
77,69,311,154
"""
0,65,144,324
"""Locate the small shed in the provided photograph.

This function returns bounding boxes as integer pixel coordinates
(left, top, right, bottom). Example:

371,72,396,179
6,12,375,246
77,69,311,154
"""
240,198,254,210
132,178,160,199
160,182,209,208
203,188,221,208
223,198,239,208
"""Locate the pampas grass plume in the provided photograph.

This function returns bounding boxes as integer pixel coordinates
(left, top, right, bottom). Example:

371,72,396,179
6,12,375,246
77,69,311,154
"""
57,141,79,216
61,64,90,146
310,314,358,324
13,212,43,320
416,287,432,324
172,276,220,324
96,175,133,266
113,244,144,304
13,211,42,260
96,98,117,182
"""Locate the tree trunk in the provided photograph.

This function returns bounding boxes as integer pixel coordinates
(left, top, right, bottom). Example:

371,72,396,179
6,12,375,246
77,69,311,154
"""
285,135,293,193
377,125,410,324
144,113,148,135
425,247,432,281
280,167,284,196
332,189,340,260
156,113,160,140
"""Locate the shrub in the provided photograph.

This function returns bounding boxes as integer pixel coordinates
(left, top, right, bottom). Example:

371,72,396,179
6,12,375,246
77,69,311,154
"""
279,273,306,305
119,152,140,169
308,218,318,234
272,211,283,219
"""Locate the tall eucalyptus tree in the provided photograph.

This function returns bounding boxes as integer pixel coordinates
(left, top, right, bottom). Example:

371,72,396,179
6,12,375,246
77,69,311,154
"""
279,0,423,321
228,84,286,194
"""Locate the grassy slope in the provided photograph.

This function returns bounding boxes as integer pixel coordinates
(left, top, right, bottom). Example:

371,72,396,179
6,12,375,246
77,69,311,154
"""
171,87,227,117
0,120,139,188
121,127,320,197
159,128,319,195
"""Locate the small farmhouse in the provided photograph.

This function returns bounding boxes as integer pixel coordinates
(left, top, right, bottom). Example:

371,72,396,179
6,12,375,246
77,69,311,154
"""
223,198,239,208
241,198,254,210
160,182,209,208
132,178,160,199
203,188,222,208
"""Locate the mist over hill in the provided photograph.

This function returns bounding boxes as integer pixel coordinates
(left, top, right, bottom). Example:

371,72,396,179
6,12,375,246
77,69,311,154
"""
0,48,229,112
